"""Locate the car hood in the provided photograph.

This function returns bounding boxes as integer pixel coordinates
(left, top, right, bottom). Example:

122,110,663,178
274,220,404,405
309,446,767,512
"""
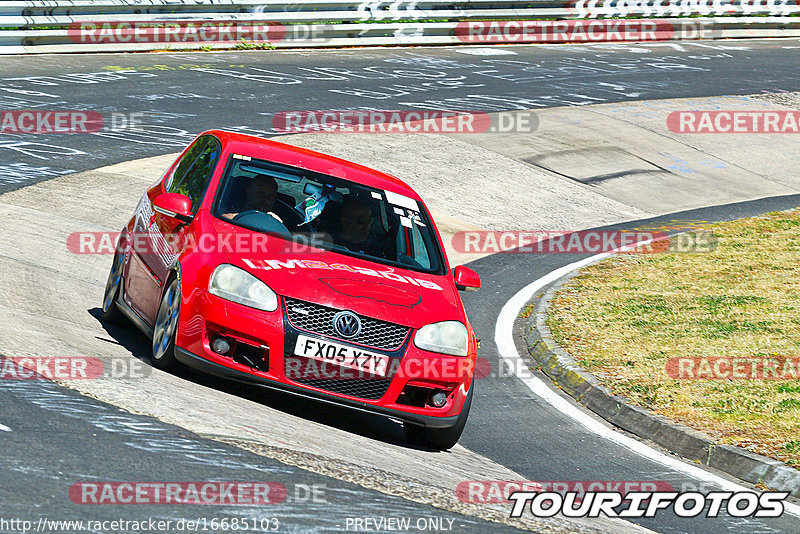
214,222,462,329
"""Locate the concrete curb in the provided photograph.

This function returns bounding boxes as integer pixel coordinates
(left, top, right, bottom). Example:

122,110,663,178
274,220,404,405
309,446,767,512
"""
523,272,800,498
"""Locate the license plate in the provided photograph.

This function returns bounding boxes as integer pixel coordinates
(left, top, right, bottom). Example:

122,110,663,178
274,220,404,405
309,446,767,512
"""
293,335,390,377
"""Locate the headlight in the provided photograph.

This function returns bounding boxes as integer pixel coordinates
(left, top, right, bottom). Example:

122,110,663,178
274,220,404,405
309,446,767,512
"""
414,321,468,356
209,264,278,312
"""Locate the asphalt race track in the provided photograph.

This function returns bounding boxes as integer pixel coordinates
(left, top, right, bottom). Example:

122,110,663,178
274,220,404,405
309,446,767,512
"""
2,40,800,192
1,41,800,534
0,379,518,533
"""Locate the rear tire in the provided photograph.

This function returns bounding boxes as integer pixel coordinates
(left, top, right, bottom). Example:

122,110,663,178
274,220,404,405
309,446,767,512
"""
404,382,473,450
100,249,126,325
151,277,181,371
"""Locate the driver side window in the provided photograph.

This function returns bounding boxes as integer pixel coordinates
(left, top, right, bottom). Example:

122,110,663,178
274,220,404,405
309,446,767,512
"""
166,135,221,214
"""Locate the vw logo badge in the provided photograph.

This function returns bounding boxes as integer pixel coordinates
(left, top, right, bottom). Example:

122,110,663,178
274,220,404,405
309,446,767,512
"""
333,311,361,339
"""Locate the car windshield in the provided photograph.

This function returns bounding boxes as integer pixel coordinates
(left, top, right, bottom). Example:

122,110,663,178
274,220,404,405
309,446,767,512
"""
213,155,446,275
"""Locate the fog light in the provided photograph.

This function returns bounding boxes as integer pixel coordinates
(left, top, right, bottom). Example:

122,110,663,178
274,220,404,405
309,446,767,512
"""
431,391,448,407
211,337,231,355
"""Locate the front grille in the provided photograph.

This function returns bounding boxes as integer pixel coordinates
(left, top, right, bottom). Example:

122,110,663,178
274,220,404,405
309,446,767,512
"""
284,297,410,351
290,375,393,401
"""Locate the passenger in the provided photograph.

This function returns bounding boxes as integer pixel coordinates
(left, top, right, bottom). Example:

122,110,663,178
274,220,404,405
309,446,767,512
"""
335,195,382,256
333,195,394,259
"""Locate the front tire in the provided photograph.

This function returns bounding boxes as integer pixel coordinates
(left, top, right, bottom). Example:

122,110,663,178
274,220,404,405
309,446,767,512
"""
100,249,126,325
404,382,474,450
152,277,181,371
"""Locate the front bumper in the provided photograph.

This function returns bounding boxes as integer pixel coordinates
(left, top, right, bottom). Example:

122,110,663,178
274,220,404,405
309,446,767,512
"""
174,346,460,428
176,285,474,428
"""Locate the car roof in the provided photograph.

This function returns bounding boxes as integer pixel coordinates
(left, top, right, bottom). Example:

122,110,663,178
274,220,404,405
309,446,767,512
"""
204,129,422,200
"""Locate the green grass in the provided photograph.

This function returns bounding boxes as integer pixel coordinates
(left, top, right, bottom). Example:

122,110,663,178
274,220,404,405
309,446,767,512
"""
547,208,800,468
234,39,276,50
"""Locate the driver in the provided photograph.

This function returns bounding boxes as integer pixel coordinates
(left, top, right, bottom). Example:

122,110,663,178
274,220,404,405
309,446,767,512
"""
223,174,282,222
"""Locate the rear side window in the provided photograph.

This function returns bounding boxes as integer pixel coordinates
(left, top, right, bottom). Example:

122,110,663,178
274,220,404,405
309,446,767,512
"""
166,135,221,213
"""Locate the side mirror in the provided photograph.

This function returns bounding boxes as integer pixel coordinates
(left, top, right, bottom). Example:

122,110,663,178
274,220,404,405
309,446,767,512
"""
453,265,480,291
153,193,193,224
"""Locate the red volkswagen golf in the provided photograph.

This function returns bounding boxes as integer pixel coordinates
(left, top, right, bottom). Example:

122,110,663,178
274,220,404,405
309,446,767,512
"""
101,130,481,449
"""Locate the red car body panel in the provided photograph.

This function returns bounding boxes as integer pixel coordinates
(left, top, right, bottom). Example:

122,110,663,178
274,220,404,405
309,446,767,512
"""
116,130,478,429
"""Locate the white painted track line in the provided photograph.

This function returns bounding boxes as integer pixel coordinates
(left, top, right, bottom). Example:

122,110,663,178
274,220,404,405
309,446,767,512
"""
494,251,800,518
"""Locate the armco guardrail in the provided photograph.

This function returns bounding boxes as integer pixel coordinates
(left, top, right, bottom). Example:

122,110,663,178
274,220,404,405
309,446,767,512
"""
0,0,799,53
